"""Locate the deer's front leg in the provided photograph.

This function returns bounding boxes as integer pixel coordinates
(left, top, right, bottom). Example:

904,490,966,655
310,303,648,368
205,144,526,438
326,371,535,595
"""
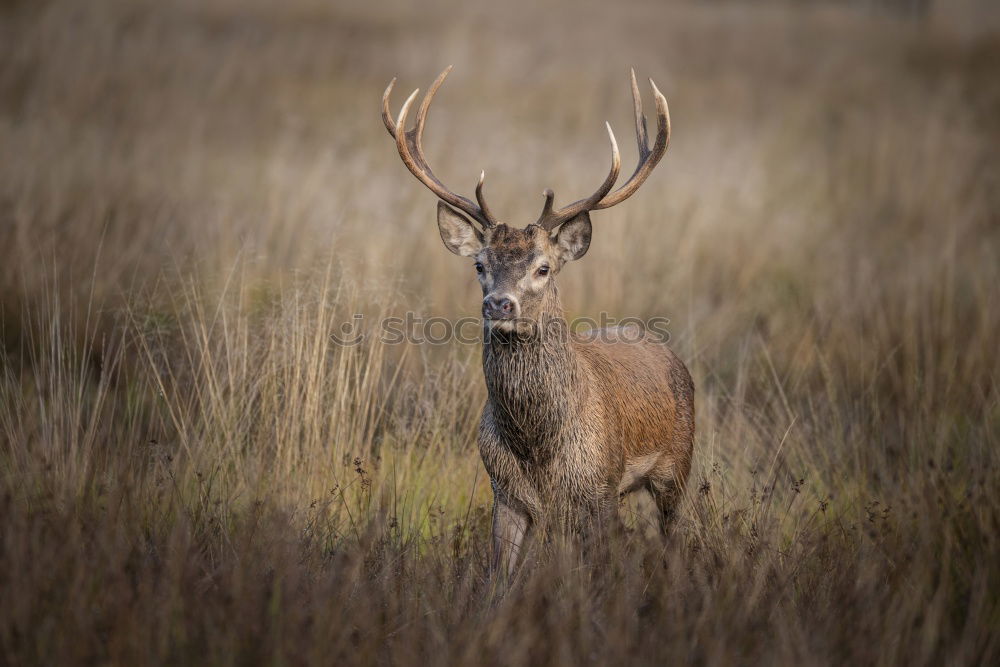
492,498,530,580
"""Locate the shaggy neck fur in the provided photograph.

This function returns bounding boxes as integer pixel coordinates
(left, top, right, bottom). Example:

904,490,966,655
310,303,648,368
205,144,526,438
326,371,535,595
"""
481,285,584,463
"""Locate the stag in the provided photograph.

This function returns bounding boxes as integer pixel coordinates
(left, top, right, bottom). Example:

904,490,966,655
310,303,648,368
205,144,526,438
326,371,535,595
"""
382,67,694,576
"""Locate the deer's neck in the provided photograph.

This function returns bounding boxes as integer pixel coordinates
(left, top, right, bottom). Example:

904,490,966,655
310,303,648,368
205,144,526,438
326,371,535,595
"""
481,290,582,460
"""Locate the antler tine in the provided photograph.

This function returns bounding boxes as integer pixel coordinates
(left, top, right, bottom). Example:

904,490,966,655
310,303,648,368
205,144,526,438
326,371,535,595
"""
382,76,435,174
476,171,499,226
592,74,670,210
381,77,399,137
630,68,649,158
384,68,496,228
537,122,621,231
414,66,451,151
540,188,555,219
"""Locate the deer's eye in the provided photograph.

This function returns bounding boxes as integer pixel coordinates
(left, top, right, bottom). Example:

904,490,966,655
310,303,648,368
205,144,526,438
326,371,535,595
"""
475,262,484,274
537,265,550,277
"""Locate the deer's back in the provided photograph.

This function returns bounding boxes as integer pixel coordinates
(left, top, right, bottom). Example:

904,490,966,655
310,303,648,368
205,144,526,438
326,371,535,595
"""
573,329,694,463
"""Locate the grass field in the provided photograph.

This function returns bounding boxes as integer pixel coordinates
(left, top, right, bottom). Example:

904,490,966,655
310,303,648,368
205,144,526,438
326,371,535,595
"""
1,0,999,664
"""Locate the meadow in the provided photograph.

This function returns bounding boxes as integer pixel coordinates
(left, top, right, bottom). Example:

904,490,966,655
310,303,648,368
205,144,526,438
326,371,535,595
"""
1,0,998,664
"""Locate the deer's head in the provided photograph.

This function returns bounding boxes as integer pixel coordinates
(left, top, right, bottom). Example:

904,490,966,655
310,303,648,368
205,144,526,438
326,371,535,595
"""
382,67,670,332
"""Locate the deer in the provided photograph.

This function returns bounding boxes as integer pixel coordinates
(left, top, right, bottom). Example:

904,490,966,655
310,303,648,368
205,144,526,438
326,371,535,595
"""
382,67,694,577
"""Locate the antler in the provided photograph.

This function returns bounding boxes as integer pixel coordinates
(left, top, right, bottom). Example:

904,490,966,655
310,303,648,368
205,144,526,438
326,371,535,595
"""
536,69,671,231
382,67,498,229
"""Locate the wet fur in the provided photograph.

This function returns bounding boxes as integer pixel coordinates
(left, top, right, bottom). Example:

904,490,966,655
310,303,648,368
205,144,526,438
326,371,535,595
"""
457,220,695,574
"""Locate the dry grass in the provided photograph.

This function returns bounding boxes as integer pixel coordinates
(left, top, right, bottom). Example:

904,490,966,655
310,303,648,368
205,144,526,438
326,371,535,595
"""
1,0,999,664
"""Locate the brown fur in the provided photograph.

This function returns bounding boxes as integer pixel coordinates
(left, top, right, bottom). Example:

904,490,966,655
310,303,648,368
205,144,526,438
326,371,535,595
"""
447,220,695,576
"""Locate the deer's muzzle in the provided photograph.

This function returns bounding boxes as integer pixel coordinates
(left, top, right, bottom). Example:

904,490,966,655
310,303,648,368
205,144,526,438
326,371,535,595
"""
483,294,518,320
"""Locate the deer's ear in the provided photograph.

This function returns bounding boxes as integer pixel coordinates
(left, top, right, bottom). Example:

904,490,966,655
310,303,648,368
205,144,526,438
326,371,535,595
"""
552,212,592,262
437,202,484,257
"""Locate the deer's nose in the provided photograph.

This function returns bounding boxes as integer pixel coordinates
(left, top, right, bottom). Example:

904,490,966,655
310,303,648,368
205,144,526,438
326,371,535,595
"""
483,294,517,320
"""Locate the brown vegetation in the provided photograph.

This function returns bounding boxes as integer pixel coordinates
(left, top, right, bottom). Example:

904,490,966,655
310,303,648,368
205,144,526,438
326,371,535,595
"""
1,0,998,664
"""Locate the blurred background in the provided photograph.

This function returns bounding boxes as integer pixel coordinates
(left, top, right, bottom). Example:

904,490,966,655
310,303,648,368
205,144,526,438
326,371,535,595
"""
3,0,998,319
1,0,999,664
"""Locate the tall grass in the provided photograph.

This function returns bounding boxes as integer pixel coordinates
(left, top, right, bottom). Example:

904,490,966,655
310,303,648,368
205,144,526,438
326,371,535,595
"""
1,0,999,664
